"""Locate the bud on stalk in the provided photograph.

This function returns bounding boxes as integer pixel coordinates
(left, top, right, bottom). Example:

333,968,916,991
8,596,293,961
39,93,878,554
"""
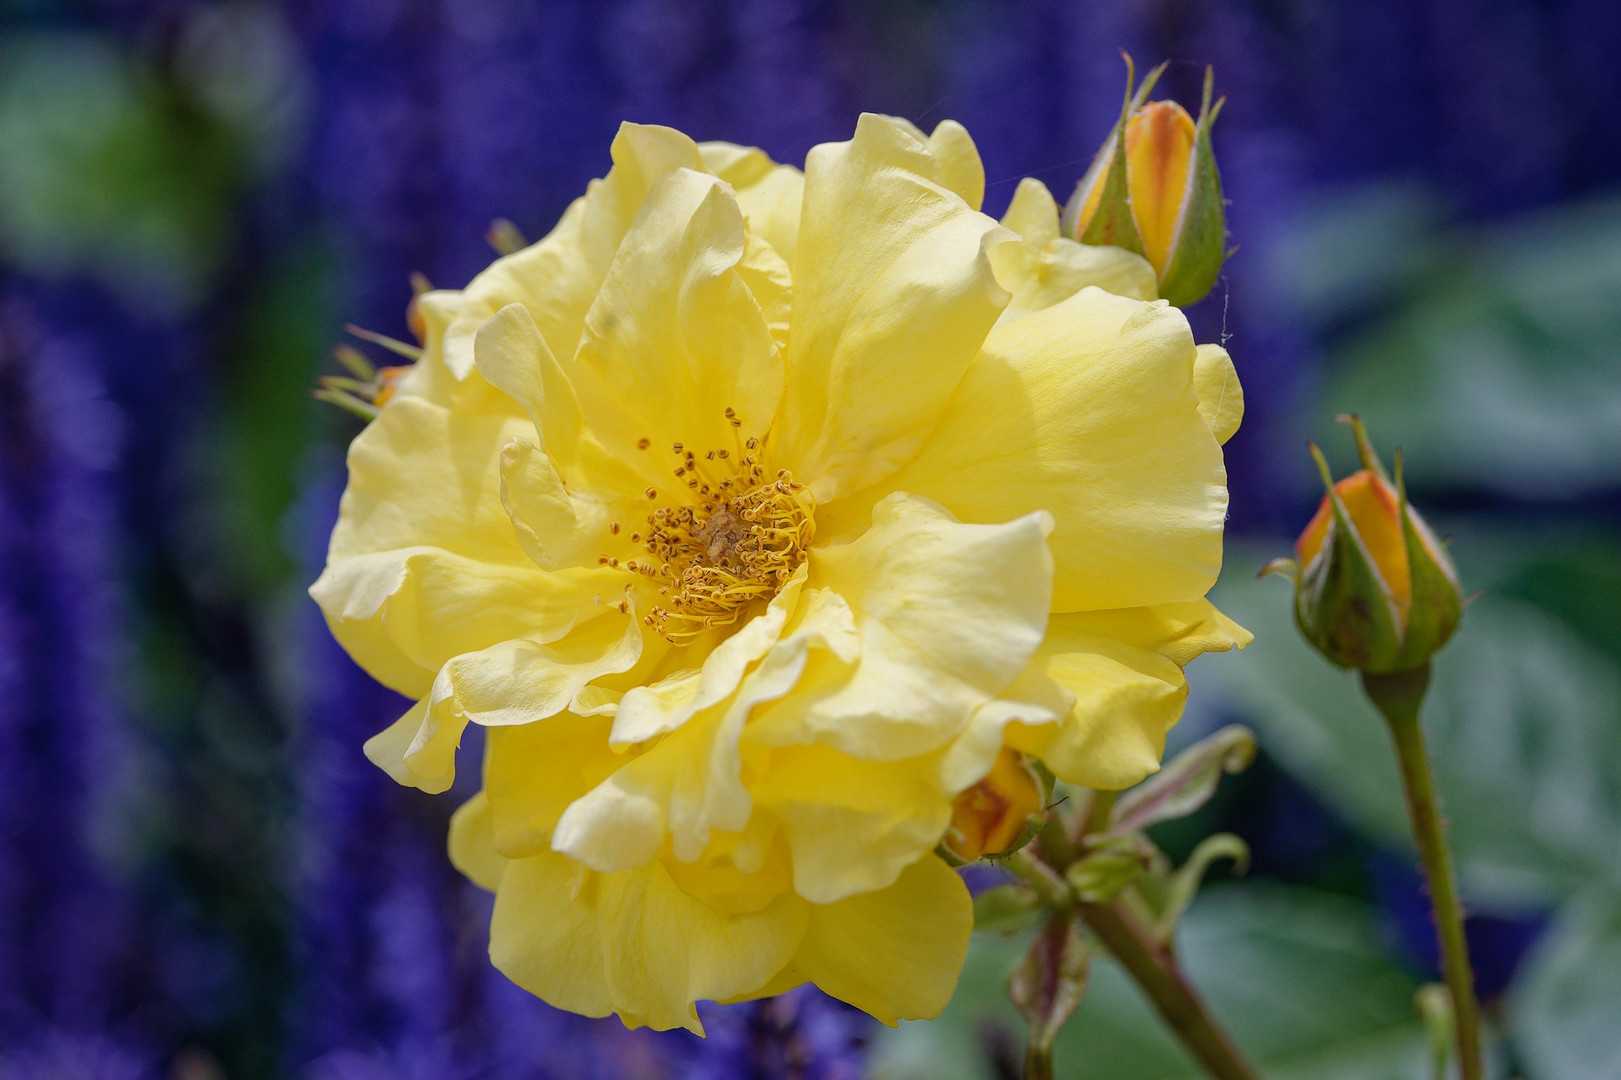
1265,415,1463,675
1266,416,1483,1079
1062,59,1227,306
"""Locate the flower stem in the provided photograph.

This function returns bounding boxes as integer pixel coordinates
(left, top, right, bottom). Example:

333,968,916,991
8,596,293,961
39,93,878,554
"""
1076,901,1262,1080
1362,665,1483,1080
1025,1032,1055,1080
1004,845,1260,1080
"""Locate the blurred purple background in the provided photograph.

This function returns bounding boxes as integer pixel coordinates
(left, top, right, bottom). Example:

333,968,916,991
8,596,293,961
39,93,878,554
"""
3,1,1620,1077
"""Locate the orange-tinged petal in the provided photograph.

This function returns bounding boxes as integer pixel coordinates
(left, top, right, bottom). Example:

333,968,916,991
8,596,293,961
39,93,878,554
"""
1124,101,1197,274
942,747,1043,861
1296,470,1412,614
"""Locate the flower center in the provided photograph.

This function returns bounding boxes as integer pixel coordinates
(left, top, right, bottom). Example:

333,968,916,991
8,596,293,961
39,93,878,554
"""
628,426,813,643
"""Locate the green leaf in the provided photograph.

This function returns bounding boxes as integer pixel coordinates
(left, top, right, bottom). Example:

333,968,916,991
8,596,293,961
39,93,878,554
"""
1285,191,1621,498
1200,546,1621,907
1507,888,1621,1079
869,883,1427,1080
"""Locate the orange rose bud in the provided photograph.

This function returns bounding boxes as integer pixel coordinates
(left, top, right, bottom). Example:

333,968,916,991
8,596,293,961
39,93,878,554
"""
943,747,1045,862
1265,416,1463,674
1062,60,1227,307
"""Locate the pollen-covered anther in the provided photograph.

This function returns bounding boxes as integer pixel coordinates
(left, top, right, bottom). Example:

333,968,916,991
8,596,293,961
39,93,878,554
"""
642,462,814,643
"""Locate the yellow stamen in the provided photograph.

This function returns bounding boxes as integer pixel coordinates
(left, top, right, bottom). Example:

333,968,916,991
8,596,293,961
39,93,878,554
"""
636,429,814,643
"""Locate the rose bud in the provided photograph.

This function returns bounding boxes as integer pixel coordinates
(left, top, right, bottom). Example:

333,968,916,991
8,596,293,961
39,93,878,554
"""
1265,416,1463,674
1062,61,1227,307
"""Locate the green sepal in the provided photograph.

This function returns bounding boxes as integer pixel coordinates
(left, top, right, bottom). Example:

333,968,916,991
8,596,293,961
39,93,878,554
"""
1010,916,1090,1061
1259,556,1299,583
1150,833,1249,943
312,387,380,421
1064,833,1155,903
1108,724,1256,835
486,217,528,256
1393,450,1464,669
1339,412,1393,485
1156,66,1227,307
1296,443,1406,671
1071,56,1163,257
331,343,378,380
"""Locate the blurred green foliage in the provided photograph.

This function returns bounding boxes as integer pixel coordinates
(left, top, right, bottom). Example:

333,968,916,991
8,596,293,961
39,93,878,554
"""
1271,186,1621,499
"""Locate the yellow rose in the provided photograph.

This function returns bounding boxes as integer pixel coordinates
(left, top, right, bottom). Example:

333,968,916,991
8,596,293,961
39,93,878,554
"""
310,115,1248,1033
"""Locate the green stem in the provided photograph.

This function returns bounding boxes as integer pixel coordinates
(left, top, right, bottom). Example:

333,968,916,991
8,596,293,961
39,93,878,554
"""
1081,787,1118,838
1077,901,1263,1080
1005,847,1260,1080
1005,847,1072,913
1025,1034,1055,1080
1362,665,1483,1080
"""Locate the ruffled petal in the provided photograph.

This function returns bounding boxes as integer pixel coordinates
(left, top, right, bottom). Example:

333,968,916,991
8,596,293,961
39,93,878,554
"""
364,614,643,794
490,849,807,1033
696,141,775,188
446,122,705,378
1193,343,1244,445
831,287,1228,612
474,302,654,516
774,113,1013,502
313,548,618,700
485,712,621,859
566,168,785,473
890,117,985,210
309,395,618,695
498,438,620,572
998,606,1206,791
734,164,804,267
555,576,854,871
449,791,507,892
790,854,971,1025
323,394,531,563
489,849,617,1023
593,854,806,1032
751,493,1052,760
609,569,808,747
991,177,1158,315
750,743,953,904
1060,598,1252,667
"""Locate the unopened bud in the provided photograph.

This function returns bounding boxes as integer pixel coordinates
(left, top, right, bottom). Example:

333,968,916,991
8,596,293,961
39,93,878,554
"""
943,747,1045,862
1264,416,1463,674
1062,60,1227,307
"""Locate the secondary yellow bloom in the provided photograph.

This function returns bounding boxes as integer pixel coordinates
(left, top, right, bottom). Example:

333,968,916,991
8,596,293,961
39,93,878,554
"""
310,115,1248,1033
